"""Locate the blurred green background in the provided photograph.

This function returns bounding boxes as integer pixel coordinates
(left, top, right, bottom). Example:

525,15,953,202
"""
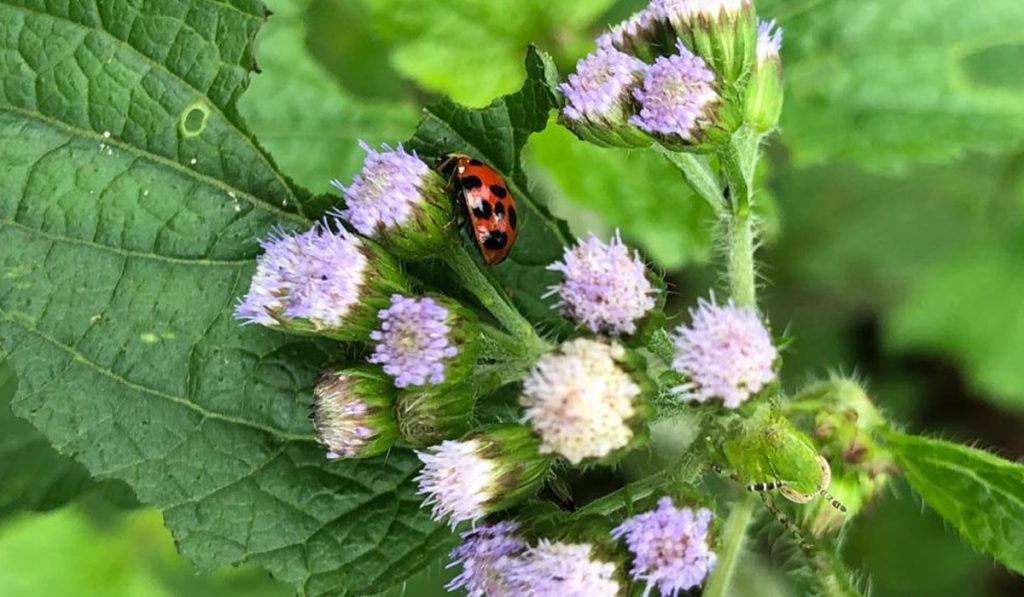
4,0,1024,594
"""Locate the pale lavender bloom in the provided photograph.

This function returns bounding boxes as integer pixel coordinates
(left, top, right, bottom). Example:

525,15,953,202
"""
235,223,368,328
653,0,747,24
447,521,528,597
331,142,432,237
596,9,657,51
505,540,620,597
415,439,497,527
757,19,783,63
368,295,458,388
559,48,647,124
629,41,719,142
612,497,717,596
671,296,777,408
547,231,656,335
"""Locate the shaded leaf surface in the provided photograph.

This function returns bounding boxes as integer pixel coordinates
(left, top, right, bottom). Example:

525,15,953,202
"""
0,1,450,594
884,430,1024,574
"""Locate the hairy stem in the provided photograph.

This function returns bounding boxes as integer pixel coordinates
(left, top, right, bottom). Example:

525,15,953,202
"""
727,209,757,308
441,244,548,355
704,493,758,597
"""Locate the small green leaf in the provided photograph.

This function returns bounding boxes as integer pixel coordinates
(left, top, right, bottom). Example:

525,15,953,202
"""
239,0,419,195
764,0,1024,170
883,429,1024,574
0,1,450,594
408,46,575,334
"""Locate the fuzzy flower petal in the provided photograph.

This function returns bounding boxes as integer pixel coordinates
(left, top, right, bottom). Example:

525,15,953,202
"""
314,384,373,460
612,497,717,596
506,540,620,597
653,0,747,23
756,19,783,63
521,339,640,464
596,9,657,51
671,296,777,408
547,231,657,335
369,295,458,388
629,41,719,142
235,223,368,328
559,48,647,124
447,521,528,597
332,142,432,237
415,439,496,527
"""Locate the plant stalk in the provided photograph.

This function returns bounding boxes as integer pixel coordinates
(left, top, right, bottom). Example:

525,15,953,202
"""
704,493,758,597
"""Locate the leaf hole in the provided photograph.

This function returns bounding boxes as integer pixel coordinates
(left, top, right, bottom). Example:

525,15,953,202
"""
179,101,211,137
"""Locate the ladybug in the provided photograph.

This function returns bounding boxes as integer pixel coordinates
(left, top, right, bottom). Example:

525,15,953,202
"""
435,153,519,265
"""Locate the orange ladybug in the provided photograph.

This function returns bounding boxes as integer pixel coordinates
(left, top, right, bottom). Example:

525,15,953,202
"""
435,153,519,265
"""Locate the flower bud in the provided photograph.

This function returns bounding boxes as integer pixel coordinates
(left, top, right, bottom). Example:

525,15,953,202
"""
745,20,784,133
311,366,398,459
415,424,554,527
612,496,717,595
629,41,733,151
597,8,677,63
653,0,758,86
791,378,894,535
368,294,479,389
394,381,476,447
558,48,654,149
521,338,651,465
331,142,454,260
234,222,409,341
547,231,659,336
672,295,777,409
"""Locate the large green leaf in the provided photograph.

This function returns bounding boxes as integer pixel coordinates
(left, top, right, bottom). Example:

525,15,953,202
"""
239,0,418,195
362,0,616,106
0,362,134,517
408,46,576,335
883,430,1024,574
528,125,714,269
0,1,450,594
765,0,1024,170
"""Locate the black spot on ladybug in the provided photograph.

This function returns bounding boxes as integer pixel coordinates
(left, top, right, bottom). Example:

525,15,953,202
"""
494,201,505,217
508,206,518,229
490,184,508,199
461,175,483,190
470,159,483,166
472,200,491,219
483,231,508,250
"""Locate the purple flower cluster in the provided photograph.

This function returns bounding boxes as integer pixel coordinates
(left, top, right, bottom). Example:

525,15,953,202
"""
235,223,368,328
447,521,528,597
332,142,433,237
369,294,458,388
505,540,620,596
559,48,647,124
672,296,777,408
613,497,717,596
629,41,719,142
547,231,657,335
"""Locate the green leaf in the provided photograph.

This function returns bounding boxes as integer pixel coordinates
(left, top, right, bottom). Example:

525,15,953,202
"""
362,0,616,106
239,0,418,195
528,125,714,269
766,0,1024,170
883,430,1024,574
885,236,1024,411
0,361,135,517
0,1,450,594
408,46,576,335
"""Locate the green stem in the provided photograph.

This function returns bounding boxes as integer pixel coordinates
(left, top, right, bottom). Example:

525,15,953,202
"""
441,244,550,356
479,323,528,360
704,493,758,597
727,209,757,308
